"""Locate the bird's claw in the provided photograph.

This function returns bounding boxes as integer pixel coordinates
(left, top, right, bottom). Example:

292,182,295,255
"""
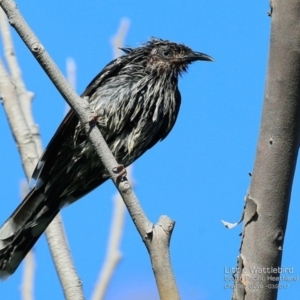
112,164,127,181
102,165,127,181
102,173,110,179
83,111,98,125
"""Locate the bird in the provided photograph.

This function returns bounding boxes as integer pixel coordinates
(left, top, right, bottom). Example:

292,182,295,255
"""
0,37,213,278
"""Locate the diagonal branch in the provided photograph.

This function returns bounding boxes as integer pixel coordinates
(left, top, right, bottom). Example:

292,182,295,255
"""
0,7,41,156
92,18,130,300
0,0,179,299
0,6,84,300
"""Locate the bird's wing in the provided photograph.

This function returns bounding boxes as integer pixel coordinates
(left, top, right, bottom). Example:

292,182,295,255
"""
82,55,128,97
0,55,129,241
0,112,78,241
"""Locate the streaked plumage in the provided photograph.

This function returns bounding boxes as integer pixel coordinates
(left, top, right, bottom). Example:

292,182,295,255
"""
0,38,213,277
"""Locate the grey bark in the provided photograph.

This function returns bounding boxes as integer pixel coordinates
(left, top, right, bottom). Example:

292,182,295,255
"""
233,1,300,299
0,1,179,299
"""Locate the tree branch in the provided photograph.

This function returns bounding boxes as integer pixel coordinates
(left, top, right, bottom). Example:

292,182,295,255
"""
0,6,84,300
0,7,41,158
0,0,179,299
91,169,128,300
233,1,300,299
20,181,34,300
92,19,129,300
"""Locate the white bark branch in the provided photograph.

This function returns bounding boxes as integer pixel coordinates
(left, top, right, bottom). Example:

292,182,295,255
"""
91,18,130,300
0,1,179,299
0,7,41,154
91,176,126,300
0,6,84,300
46,214,83,300
233,1,300,299
20,181,35,300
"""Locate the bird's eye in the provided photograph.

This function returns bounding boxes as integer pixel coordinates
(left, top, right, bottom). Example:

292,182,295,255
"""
162,50,171,57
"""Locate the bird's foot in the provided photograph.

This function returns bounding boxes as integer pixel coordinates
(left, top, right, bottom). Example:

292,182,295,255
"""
102,165,127,181
80,98,99,125
112,164,127,182
82,111,98,125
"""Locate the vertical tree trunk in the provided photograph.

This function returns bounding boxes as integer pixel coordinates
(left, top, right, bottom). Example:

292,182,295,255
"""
233,1,300,299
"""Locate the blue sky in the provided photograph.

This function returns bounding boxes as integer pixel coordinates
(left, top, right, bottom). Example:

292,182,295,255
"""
1,1,300,299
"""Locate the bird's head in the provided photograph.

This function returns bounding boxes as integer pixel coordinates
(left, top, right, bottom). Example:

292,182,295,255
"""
121,37,213,76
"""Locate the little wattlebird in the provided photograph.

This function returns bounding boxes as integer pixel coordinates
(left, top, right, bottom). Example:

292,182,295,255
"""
0,37,213,277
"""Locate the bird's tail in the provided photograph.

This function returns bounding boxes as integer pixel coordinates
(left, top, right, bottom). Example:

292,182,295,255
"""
0,188,59,278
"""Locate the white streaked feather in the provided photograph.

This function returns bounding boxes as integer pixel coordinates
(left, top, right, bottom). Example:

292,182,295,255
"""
35,178,44,190
58,195,76,209
0,218,17,241
0,269,10,280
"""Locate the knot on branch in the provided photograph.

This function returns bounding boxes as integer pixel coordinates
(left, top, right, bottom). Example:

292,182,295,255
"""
31,42,44,54
157,215,175,236
118,177,131,193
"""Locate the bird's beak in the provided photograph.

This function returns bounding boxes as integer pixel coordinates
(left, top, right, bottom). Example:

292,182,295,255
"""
183,51,214,63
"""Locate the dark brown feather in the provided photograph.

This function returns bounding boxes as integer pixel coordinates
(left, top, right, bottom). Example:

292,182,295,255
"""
0,37,212,277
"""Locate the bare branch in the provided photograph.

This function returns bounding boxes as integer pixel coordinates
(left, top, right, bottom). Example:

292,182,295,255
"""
21,248,35,300
66,57,76,91
20,181,35,300
0,7,41,154
44,57,84,300
64,57,76,114
110,18,130,58
0,7,84,300
46,214,84,300
233,1,300,299
0,57,36,178
0,1,179,298
91,18,130,300
91,168,129,300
